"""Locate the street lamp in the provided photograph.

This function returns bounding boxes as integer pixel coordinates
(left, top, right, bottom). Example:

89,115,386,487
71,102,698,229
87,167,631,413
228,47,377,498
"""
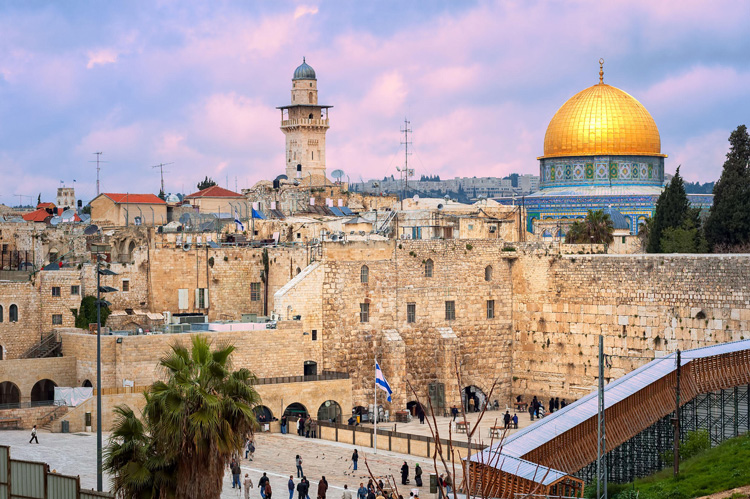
91,242,118,492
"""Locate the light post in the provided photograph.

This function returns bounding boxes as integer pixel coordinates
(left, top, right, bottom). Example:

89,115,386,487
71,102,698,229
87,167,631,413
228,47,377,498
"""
91,242,118,492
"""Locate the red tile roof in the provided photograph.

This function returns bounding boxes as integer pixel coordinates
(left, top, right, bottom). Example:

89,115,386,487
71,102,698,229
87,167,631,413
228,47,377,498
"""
101,193,166,204
37,202,55,209
22,208,53,222
185,185,244,199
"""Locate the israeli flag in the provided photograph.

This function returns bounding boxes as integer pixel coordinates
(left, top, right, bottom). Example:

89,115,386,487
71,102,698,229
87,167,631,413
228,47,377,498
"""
375,362,392,402
234,209,245,231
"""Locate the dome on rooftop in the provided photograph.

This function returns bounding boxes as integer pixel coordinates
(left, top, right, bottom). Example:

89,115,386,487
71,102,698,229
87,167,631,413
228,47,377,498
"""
293,58,316,80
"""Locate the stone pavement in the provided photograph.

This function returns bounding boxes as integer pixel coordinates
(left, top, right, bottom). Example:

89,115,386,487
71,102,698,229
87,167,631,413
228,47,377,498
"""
0,429,464,499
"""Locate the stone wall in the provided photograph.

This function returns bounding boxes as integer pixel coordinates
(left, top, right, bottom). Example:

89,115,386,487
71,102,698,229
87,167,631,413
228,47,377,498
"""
0,356,77,402
60,324,321,390
511,253,750,402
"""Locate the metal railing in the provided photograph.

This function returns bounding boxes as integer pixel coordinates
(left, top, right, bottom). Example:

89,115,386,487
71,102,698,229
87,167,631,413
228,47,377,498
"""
0,400,58,411
22,332,61,359
254,371,349,385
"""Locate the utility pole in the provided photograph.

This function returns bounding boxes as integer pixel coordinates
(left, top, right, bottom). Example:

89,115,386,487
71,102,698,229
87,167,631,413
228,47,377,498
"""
150,162,174,194
673,349,681,477
597,334,607,499
91,152,106,196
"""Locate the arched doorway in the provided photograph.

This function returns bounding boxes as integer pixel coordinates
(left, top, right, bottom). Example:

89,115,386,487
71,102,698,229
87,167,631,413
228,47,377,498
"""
254,405,273,423
31,379,57,405
317,400,342,423
406,401,425,417
284,402,308,418
303,361,317,377
82,379,93,388
0,381,20,407
462,385,487,413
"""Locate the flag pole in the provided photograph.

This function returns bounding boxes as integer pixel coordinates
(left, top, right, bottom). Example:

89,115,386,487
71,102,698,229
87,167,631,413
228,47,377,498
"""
374,357,378,454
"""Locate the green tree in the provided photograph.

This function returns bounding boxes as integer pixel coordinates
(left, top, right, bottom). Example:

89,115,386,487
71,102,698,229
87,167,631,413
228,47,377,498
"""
705,125,750,251
37,193,41,205
660,208,708,253
158,190,166,200
197,176,217,191
82,204,92,215
647,166,691,253
564,209,614,245
73,295,110,329
105,335,260,499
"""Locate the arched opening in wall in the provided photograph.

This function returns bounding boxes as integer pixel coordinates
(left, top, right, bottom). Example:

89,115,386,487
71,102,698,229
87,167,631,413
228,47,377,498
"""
424,259,434,278
0,305,3,323
48,248,59,263
82,379,93,388
360,265,369,283
296,267,301,275
484,265,492,282
128,240,136,256
308,113,314,120
0,381,20,407
352,405,368,423
308,92,313,104
253,405,273,423
303,360,318,377
317,400,342,423
9,305,17,323
461,385,487,413
31,379,57,405
284,402,308,418
406,401,425,418
0,345,4,360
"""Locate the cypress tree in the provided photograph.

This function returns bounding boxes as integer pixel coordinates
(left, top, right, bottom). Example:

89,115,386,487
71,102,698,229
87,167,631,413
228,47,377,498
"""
705,125,750,250
647,166,690,253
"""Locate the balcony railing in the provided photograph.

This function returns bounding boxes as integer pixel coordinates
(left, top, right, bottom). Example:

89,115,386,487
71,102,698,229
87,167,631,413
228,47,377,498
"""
281,118,330,127
254,371,349,385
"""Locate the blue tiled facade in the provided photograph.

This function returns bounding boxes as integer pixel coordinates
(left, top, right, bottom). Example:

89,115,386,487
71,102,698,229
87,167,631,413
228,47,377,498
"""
539,155,665,189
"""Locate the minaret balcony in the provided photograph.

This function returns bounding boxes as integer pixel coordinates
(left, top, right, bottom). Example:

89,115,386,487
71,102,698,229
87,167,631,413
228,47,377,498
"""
281,118,330,128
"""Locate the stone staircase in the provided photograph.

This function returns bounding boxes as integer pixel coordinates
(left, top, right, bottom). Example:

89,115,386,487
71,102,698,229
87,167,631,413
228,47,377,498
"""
22,332,62,359
37,405,68,431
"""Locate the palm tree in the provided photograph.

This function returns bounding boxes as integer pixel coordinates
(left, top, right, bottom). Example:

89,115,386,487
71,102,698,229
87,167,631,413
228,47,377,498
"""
564,209,614,245
105,335,260,499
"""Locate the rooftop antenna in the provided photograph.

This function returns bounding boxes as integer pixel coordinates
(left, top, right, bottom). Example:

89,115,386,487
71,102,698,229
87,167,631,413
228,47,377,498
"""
235,176,238,192
599,58,604,84
90,152,108,196
400,118,413,209
150,162,174,194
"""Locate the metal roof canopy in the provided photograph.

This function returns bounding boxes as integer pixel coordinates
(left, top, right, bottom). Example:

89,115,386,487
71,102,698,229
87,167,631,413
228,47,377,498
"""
481,339,750,460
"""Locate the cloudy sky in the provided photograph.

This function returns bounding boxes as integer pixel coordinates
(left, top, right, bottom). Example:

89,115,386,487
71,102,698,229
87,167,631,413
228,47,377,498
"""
1,1,748,205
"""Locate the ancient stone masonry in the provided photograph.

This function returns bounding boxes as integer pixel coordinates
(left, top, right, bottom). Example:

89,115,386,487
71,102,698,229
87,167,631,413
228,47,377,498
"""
276,239,516,410
511,253,750,401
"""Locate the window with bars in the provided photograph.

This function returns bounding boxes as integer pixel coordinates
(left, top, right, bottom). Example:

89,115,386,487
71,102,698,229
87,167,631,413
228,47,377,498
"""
250,282,261,301
361,265,369,284
52,314,63,325
487,299,495,319
445,300,455,320
122,280,130,292
425,259,434,278
71,285,80,295
407,303,416,323
51,287,61,297
360,303,369,323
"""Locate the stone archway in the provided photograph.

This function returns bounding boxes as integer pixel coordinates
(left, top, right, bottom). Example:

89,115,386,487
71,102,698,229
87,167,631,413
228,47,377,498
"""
0,381,20,407
462,385,487,413
283,402,308,418
31,379,57,404
254,405,273,423
317,400,342,423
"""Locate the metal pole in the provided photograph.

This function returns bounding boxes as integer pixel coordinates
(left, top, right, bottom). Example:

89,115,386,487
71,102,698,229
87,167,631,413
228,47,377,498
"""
674,349,681,477
373,359,378,454
596,335,607,499
96,257,103,492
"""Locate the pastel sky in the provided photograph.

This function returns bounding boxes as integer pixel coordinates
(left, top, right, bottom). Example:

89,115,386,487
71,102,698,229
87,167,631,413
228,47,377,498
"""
1,1,749,205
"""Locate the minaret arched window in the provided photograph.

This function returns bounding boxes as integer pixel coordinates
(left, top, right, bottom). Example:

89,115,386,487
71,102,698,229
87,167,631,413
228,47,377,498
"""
485,265,493,282
0,305,3,323
9,304,18,323
360,265,369,284
308,92,313,103
425,259,434,278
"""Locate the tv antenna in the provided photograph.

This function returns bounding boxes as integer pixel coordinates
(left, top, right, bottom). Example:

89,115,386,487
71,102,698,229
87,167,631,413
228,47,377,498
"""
89,152,108,196
399,118,413,209
150,162,174,194
16,194,32,207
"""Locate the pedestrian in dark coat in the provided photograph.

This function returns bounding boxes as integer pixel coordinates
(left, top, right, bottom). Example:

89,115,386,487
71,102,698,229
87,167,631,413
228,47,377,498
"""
503,411,511,429
318,477,328,499
352,449,359,471
297,478,309,499
414,464,422,487
400,461,409,485
554,397,560,411
549,397,555,413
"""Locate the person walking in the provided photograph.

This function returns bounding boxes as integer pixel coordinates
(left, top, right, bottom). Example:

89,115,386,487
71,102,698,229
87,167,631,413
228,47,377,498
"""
248,439,256,461
512,413,518,429
351,449,359,471
317,476,328,499
450,406,458,421
400,461,409,485
297,478,308,499
503,410,511,429
244,474,254,499
357,483,368,499
444,475,452,495
265,481,273,499
281,415,288,435
296,455,304,478
245,437,252,459
288,476,296,499
29,425,39,444
259,472,269,499
230,460,241,489
342,484,353,499
414,464,422,487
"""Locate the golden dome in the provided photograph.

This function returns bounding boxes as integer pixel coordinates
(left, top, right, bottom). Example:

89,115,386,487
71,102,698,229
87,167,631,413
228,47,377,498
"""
540,82,665,159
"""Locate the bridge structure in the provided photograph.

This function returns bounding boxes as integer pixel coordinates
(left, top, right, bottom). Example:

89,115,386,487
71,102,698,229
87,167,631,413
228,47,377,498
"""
467,339,750,498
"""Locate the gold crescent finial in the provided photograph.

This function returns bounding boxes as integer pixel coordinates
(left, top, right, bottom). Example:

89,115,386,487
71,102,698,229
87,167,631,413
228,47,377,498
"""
599,58,604,84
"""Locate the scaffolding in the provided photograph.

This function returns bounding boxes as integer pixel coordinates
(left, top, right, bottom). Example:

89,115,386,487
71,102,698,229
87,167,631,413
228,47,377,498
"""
576,384,750,483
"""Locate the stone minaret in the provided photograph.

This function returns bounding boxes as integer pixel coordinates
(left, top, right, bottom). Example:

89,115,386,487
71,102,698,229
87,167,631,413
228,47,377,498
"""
277,58,332,184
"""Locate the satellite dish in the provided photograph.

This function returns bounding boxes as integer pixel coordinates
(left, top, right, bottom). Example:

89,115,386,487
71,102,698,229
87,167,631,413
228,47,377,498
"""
84,225,99,235
331,169,345,181
413,194,419,202
49,216,61,226
179,213,191,225
444,195,450,201
61,209,76,220
437,204,444,210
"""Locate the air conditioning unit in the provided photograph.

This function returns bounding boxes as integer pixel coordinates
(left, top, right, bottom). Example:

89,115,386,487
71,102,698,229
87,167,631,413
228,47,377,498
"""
163,311,172,325
270,312,280,321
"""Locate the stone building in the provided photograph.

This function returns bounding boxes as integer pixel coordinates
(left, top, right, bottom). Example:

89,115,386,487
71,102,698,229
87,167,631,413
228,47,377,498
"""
278,58,332,184
90,193,167,226
56,187,76,211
